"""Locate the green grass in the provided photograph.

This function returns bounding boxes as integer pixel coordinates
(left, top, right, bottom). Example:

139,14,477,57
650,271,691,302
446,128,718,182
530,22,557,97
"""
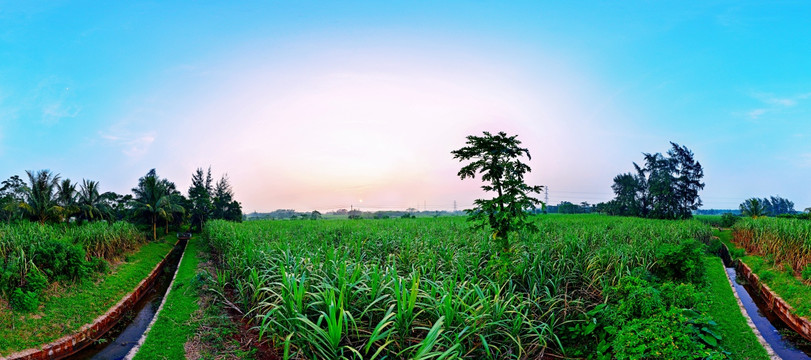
741,255,811,319
703,255,770,360
695,215,724,227
718,229,811,319
0,240,174,356
133,236,202,360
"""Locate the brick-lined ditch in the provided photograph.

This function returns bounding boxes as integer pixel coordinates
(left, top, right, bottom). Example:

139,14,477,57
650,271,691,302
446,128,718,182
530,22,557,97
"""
1,239,187,360
719,243,811,358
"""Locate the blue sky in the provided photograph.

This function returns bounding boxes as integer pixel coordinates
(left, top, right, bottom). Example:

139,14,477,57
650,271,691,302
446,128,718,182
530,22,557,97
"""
1,1,810,211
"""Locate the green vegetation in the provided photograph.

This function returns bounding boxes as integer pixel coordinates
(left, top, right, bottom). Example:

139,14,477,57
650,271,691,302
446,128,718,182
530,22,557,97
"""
131,169,186,241
740,196,796,217
0,239,173,355
733,217,811,274
695,214,741,228
739,255,811,319
703,255,770,360
134,237,202,360
605,142,704,219
203,215,737,359
720,226,811,320
0,221,145,311
451,131,544,250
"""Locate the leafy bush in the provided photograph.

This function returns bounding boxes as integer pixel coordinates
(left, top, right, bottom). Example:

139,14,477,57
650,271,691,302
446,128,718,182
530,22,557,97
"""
654,239,705,283
89,256,109,274
659,282,703,310
706,237,723,255
720,213,739,228
803,265,811,281
613,308,726,359
23,267,48,294
609,276,662,319
32,240,89,282
10,288,38,312
724,246,745,260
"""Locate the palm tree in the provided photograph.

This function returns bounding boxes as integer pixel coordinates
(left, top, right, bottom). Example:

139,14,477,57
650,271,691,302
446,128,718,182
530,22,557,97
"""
132,169,185,240
132,170,167,240
22,170,63,224
157,194,185,235
77,179,113,223
57,178,79,221
740,198,768,218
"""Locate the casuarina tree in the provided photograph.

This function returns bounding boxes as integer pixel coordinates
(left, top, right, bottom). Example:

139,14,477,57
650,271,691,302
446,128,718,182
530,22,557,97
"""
451,131,544,251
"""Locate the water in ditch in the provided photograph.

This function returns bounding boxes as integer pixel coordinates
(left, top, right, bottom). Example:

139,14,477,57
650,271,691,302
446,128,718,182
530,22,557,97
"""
69,239,187,360
725,266,811,359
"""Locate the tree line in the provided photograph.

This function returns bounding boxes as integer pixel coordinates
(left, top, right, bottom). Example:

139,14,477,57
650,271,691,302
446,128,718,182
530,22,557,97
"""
604,142,704,219
0,167,243,239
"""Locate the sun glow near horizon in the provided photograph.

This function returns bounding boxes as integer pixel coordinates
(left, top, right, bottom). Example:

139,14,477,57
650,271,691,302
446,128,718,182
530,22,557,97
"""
147,41,617,212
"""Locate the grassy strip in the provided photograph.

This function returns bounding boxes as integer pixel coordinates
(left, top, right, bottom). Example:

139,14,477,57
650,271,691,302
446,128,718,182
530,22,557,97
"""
133,236,202,360
717,229,811,319
703,255,770,360
0,240,174,355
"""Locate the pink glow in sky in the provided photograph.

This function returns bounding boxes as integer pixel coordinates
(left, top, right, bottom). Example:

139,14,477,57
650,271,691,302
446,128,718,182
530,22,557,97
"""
7,2,805,211
118,39,632,212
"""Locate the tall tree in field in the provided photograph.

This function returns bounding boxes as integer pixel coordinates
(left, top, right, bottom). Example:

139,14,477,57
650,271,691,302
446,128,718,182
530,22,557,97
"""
22,170,63,224
103,192,133,221
451,131,544,251
211,174,243,222
764,195,795,216
188,167,213,232
668,142,705,218
609,142,703,219
76,179,113,223
56,178,79,221
132,169,180,240
610,172,643,216
157,193,185,234
644,152,678,219
0,175,27,223
740,198,768,218
212,174,233,220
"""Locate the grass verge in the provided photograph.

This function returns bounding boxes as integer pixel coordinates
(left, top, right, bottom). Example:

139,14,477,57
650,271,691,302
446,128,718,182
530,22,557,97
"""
133,236,202,360
717,229,811,319
703,255,771,360
0,239,174,355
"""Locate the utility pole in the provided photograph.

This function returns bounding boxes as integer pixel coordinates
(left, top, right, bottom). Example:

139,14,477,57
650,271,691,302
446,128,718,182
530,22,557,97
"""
424,200,426,211
453,200,457,213
545,187,549,205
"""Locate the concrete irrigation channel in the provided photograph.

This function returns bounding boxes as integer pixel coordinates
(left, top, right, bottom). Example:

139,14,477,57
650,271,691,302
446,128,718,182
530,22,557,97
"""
720,244,811,359
2,235,189,360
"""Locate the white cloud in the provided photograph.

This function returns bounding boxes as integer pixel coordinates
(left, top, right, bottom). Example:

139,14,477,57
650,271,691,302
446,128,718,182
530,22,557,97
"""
744,91,811,120
748,108,767,119
99,126,156,158
42,100,81,124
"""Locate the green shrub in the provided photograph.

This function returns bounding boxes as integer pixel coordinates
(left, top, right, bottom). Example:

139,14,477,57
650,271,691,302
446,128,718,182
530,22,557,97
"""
609,276,662,319
613,308,726,359
654,239,705,283
23,267,48,294
706,237,723,255
10,288,38,312
660,282,702,310
720,213,739,228
89,256,109,274
33,240,89,282
802,265,811,281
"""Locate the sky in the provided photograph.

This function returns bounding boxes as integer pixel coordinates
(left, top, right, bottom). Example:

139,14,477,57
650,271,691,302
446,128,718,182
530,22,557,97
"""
1,1,810,212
